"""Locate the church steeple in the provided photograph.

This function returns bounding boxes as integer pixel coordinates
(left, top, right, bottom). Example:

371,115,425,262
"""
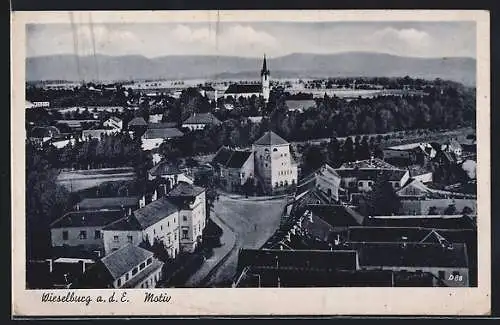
261,54,270,77
261,54,271,102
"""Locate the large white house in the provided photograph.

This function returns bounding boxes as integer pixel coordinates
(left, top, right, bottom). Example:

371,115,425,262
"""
253,131,298,193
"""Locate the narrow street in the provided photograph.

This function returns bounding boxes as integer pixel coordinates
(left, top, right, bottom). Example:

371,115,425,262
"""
200,193,287,287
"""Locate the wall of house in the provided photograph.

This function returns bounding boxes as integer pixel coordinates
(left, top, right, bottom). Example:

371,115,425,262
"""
142,211,180,259
141,138,164,151
413,172,433,183
254,143,297,192
316,175,341,201
223,92,261,99
182,123,206,131
102,230,142,256
112,255,162,288
51,226,105,252
179,191,206,253
399,198,477,215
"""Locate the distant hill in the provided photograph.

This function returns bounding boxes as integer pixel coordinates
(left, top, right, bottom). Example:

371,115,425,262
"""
26,52,476,86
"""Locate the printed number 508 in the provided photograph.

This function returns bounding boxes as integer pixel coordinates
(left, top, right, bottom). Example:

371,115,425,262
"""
448,275,463,281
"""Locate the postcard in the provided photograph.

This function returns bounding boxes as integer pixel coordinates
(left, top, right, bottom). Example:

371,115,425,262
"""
11,10,490,316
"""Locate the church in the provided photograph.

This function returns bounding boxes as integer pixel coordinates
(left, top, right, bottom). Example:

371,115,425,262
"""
212,131,298,195
223,55,271,102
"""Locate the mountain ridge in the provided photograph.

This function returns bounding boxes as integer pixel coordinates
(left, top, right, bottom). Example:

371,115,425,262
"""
26,52,476,86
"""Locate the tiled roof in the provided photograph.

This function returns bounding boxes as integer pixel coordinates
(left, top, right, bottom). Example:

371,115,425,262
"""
308,204,365,226
212,147,233,166
50,210,126,228
102,215,143,231
77,197,140,210
101,244,154,280
225,84,262,94
335,168,408,182
148,122,177,129
133,197,179,229
212,147,252,169
128,117,147,126
167,182,205,198
358,242,468,268
142,128,184,139
30,126,61,138
339,158,399,169
149,161,182,176
183,113,221,125
285,99,316,111
254,131,288,146
226,151,253,168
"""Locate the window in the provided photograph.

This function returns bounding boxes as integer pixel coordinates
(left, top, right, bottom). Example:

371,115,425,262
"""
182,229,189,239
113,235,119,242
161,225,163,230
358,181,363,187
275,182,279,187
265,163,268,168
62,231,68,240
183,216,187,222
368,181,373,186
273,148,278,152
167,221,170,227
153,229,156,234
127,235,133,243
168,236,171,244
125,273,129,281
94,230,100,239
147,257,153,265
117,278,121,287
79,230,87,240
174,232,177,240
140,262,146,270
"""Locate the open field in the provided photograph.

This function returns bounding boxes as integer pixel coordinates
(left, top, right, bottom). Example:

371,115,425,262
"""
56,167,136,192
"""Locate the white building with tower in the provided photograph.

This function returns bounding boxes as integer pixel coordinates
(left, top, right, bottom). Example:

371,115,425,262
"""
253,131,298,193
223,55,271,102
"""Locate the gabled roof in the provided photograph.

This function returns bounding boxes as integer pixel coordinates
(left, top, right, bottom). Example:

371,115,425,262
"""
335,168,408,182
225,84,262,94
339,158,399,169
212,147,233,166
100,244,154,280
77,197,140,210
148,122,177,129
128,117,147,126
133,197,179,229
254,131,288,146
182,113,221,125
107,116,122,123
142,128,184,139
309,204,365,226
226,151,253,168
167,182,205,198
212,147,252,169
102,215,143,231
50,210,126,228
358,242,468,268
148,161,182,176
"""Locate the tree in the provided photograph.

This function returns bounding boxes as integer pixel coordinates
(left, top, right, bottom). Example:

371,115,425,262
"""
444,204,458,215
368,180,401,216
342,137,355,162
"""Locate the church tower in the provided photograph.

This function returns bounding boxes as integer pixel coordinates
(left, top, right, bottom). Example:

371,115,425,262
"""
261,54,270,102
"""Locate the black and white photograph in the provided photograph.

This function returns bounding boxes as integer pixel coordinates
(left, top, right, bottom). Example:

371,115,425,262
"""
12,10,490,316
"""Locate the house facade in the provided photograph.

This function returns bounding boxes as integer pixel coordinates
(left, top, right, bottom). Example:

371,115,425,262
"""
102,197,181,258
103,117,123,131
95,244,164,289
212,147,255,193
167,183,207,253
181,112,221,131
223,55,271,102
252,131,298,194
50,210,126,257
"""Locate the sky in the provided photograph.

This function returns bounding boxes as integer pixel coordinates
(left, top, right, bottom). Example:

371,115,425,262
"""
26,21,476,59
